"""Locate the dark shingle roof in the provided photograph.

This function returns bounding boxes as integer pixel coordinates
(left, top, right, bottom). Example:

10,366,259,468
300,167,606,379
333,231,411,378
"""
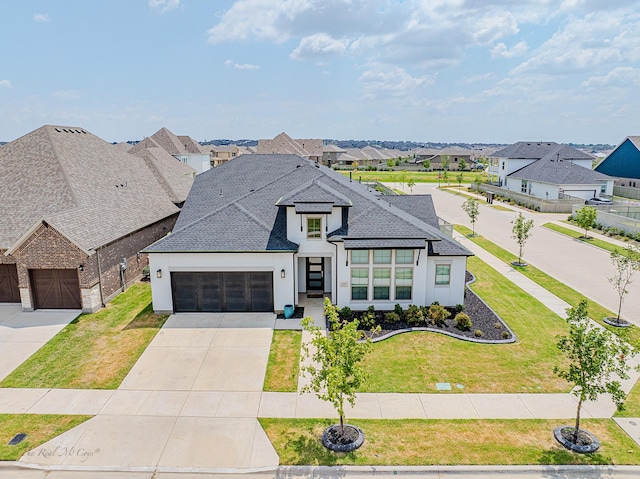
492,142,592,161
146,154,471,256
508,145,613,184
0,125,179,251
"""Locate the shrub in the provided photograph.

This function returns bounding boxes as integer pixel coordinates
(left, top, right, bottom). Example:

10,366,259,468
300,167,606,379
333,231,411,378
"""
454,312,472,331
501,331,511,339
455,303,465,313
394,303,404,318
384,311,401,324
493,321,503,329
405,304,424,326
427,303,450,326
359,310,376,330
339,306,352,321
474,329,483,338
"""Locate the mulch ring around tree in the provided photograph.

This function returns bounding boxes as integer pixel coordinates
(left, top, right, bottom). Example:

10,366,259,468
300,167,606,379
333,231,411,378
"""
554,426,600,453
322,424,365,452
337,271,515,344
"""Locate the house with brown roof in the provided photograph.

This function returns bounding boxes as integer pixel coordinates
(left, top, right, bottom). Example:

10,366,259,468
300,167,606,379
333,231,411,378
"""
149,127,210,174
257,132,323,162
0,125,181,312
128,138,196,206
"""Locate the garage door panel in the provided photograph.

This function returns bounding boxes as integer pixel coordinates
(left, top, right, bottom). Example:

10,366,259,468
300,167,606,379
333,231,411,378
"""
224,272,249,311
200,273,223,311
30,269,81,309
0,264,20,303
171,271,273,313
250,272,273,311
171,273,199,312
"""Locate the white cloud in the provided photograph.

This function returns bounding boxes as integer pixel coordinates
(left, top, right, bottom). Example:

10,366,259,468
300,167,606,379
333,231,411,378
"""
359,65,434,99
224,60,260,70
491,41,528,58
148,0,180,14
0,80,12,89
33,13,50,23
512,11,640,75
290,33,348,60
583,66,640,88
472,12,519,45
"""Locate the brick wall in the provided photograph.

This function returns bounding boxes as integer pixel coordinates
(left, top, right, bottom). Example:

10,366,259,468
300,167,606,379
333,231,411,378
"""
96,214,177,301
8,213,177,310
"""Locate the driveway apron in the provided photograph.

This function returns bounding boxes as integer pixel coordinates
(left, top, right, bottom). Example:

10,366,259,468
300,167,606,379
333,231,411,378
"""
0,306,80,382
18,313,280,473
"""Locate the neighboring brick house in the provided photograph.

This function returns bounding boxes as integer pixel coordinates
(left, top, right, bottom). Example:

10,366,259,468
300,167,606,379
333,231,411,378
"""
0,125,181,312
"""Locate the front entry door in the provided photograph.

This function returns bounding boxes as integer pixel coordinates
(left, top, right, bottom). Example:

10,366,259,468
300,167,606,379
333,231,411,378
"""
306,257,324,297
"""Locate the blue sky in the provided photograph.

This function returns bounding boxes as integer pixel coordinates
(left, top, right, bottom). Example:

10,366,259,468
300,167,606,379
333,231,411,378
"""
1,0,639,144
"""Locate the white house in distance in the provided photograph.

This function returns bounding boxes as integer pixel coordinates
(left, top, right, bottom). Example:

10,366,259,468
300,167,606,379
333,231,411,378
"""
145,154,472,314
488,142,615,200
147,127,211,174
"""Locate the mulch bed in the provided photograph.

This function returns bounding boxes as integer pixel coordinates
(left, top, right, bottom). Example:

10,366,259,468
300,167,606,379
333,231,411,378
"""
336,272,514,343
276,306,305,319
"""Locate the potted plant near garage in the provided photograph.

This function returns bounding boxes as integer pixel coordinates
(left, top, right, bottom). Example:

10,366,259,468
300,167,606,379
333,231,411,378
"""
300,298,379,451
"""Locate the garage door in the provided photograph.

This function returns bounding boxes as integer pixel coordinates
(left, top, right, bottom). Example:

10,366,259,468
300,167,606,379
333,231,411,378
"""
30,269,82,309
171,272,274,312
0,264,20,303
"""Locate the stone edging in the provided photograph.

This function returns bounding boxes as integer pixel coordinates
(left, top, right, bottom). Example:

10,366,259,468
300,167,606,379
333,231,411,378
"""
369,271,516,345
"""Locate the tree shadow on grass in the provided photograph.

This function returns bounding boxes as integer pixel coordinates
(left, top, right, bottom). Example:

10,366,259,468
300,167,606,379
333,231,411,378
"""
285,431,358,467
123,303,168,330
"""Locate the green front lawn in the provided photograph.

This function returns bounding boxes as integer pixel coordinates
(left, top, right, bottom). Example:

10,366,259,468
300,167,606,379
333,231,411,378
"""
264,330,302,392
454,225,640,348
543,223,627,253
260,418,640,465
0,283,168,389
362,255,570,393
0,414,91,461
339,170,486,184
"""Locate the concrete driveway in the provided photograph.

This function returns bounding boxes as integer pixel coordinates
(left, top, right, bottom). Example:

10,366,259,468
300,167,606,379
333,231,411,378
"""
0,306,80,381
19,312,280,473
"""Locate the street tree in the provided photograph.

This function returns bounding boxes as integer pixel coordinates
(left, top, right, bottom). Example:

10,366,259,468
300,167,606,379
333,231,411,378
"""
458,158,467,171
386,158,394,169
441,155,450,171
555,300,636,446
407,178,416,193
609,245,640,325
574,206,597,239
456,172,464,186
301,298,378,433
422,158,431,170
462,198,480,235
442,170,450,186
511,212,534,265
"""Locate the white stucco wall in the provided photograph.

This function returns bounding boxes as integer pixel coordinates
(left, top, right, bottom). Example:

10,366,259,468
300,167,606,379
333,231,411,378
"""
332,244,467,309
149,252,295,313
